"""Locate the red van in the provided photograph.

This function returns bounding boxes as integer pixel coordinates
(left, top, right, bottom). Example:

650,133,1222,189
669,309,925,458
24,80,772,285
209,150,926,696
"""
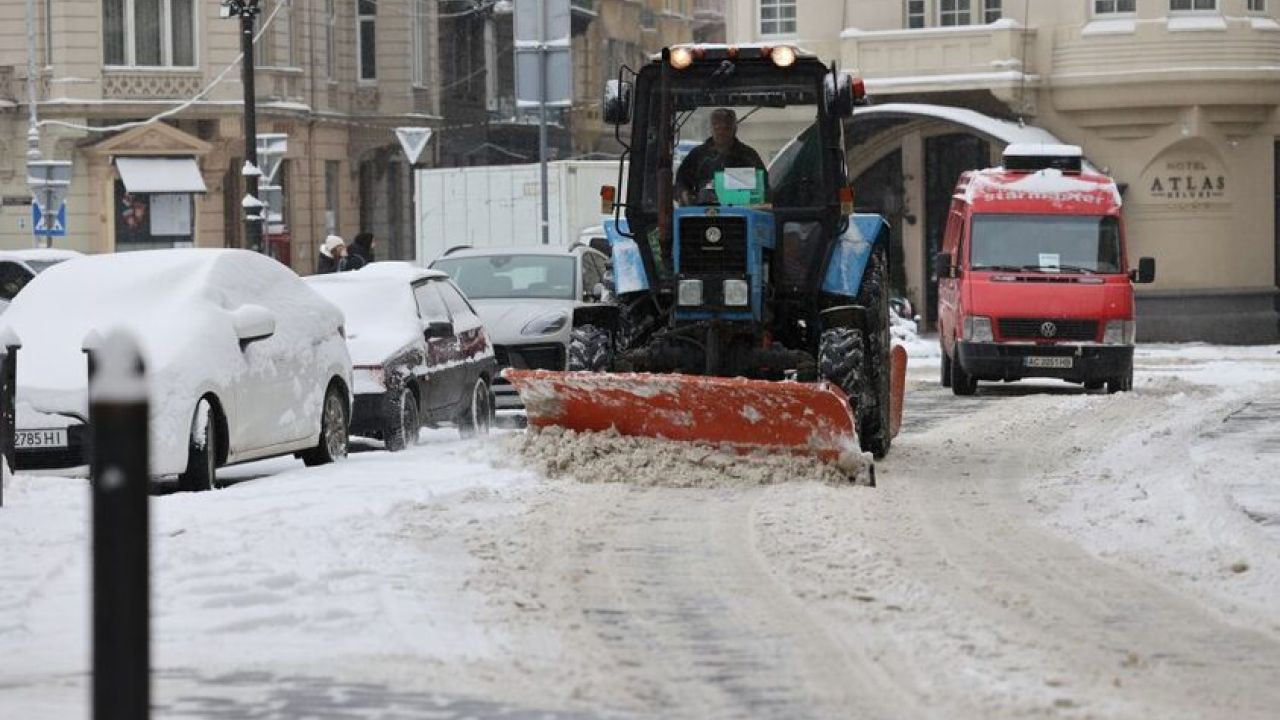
935,144,1156,396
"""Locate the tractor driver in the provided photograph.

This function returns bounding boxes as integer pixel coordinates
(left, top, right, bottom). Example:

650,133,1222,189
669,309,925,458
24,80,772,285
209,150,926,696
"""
675,108,767,205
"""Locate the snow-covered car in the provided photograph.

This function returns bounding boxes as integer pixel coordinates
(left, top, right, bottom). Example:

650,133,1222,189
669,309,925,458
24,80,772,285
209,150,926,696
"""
3,249,352,490
305,263,498,449
430,245,616,412
0,248,83,313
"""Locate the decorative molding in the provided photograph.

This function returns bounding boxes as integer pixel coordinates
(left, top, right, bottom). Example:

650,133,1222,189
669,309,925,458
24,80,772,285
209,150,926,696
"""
103,71,204,100
355,88,380,113
88,121,213,158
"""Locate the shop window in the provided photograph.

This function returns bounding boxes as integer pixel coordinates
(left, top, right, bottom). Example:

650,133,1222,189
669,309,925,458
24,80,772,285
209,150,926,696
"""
1169,0,1217,10
759,0,796,36
905,0,925,28
103,0,196,67
940,0,972,27
983,0,1002,23
1094,0,1136,13
357,0,376,81
114,182,195,250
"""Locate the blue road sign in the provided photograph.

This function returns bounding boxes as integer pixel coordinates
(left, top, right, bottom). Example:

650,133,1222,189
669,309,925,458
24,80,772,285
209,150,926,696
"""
32,202,67,238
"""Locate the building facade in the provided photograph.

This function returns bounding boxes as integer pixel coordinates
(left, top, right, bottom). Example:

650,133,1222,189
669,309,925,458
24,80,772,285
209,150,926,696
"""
726,0,1280,342
0,0,444,274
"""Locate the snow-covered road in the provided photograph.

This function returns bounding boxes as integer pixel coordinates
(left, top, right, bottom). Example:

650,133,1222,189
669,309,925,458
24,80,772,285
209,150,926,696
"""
1,343,1278,718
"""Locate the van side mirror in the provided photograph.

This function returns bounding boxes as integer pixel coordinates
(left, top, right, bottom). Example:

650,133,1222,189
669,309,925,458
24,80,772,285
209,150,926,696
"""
603,79,632,125
1131,257,1156,284
933,252,954,280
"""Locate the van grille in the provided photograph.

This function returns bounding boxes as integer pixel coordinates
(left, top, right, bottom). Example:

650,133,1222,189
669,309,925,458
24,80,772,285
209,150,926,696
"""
998,318,1098,341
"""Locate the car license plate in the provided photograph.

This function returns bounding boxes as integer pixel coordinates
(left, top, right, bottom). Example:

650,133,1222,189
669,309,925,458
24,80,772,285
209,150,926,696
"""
1024,356,1073,369
16,429,68,449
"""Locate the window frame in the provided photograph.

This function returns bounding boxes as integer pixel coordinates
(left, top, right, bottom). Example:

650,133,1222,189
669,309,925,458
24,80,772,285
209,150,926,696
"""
982,0,1002,24
102,0,199,69
1247,0,1266,12
356,0,377,83
1092,0,1137,16
905,0,926,29
758,0,797,38
939,0,973,27
1168,0,1219,13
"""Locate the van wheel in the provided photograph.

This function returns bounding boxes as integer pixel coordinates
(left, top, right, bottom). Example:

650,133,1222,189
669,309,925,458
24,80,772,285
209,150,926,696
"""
940,346,953,388
1107,368,1134,394
178,398,219,492
951,350,978,396
303,384,349,466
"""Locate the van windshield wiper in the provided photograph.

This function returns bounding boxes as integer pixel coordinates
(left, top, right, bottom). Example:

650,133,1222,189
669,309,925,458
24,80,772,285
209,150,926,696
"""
969,264,1025,272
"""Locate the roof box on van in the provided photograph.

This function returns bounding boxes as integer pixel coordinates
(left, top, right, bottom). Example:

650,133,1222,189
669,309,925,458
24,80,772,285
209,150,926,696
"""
1003,143,1083,174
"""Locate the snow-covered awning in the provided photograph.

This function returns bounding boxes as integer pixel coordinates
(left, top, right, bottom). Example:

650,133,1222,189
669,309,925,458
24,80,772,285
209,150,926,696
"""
115,156,207,194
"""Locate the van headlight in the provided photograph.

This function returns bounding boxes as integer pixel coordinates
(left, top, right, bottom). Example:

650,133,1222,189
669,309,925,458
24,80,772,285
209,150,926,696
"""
1103,319,1136,345
678,279,704,306
723,279,749,307
963,315,994,343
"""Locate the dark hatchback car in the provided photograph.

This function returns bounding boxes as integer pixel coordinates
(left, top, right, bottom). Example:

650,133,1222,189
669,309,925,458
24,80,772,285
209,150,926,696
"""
307,263,498,449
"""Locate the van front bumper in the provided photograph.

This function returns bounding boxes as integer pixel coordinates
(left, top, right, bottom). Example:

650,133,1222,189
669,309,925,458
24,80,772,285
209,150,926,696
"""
957,342,1133,383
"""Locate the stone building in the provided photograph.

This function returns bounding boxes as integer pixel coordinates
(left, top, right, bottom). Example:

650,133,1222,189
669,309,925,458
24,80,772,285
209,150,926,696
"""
726,0,1280,342
0,0,445,272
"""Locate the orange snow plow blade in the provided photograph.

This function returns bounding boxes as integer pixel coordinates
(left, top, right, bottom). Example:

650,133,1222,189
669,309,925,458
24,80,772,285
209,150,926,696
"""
502,370,859,462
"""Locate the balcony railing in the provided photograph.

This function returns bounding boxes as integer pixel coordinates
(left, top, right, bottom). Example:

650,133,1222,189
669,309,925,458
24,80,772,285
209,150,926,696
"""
840,21,1036,96
102,69,204,100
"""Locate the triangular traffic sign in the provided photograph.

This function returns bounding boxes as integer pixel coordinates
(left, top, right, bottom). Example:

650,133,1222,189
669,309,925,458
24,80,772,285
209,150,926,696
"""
395,127,434,166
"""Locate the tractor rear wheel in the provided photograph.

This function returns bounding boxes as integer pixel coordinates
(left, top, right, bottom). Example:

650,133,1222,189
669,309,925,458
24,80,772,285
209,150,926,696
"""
568,324,613,372
855,244,893,459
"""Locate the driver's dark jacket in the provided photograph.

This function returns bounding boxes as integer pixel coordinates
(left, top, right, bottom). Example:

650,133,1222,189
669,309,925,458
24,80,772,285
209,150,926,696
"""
675,138,766,200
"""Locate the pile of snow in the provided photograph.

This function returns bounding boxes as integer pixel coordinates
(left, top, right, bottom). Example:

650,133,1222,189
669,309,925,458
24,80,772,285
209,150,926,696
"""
505,426,870,486
892,306,939,360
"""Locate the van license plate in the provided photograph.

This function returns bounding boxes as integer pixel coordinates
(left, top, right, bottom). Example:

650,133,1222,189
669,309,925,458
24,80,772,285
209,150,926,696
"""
16,429,68,448
1025,357,1073,369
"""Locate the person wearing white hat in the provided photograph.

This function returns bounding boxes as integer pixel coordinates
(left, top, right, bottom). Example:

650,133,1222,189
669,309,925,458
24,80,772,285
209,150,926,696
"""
317,234,350,274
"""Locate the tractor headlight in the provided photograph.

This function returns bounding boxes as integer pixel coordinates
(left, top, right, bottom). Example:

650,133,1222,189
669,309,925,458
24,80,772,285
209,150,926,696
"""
1103,319,1136,345
723,279,749,307
770,45,797,68
521,311,569,336
678,279,704,306
963,315,994,343
669,47,694,70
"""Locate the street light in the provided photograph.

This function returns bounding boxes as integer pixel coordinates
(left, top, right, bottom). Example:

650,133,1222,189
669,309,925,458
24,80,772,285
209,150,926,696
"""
221,0,264,254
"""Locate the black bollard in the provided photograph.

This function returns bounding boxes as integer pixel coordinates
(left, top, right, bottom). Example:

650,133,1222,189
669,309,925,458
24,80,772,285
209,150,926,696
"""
88,330,150,720
0,328,19,508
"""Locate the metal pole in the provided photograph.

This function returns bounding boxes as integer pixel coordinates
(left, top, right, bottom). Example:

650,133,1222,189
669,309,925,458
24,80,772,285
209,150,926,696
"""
25,0,39,162
241,8,263,254
88,331,150,720
538,0,549,245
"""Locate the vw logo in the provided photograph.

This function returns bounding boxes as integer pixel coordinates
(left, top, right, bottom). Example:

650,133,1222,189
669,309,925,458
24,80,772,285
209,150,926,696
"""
704,226,722,244
1040,322,1058,338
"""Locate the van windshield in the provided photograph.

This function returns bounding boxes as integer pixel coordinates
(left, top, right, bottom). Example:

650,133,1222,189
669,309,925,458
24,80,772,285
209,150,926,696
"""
969,214,1123,274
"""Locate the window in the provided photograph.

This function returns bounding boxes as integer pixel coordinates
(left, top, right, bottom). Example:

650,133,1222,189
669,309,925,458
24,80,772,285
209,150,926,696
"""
969,215,1123,274
324,0,336,80
1170,0,1217,10
413,0,431,88
259,0,293,68
44,0,53,66
438,281,475,317
357,0,376,81
906,0,925,28
324,161,340,236
1249,0,1266,11
759,0,796,36
103,0,196,67
1094,0,1136,13
940,0,972,26
413,282,449,323
983,0,1002,23
431,256,578,300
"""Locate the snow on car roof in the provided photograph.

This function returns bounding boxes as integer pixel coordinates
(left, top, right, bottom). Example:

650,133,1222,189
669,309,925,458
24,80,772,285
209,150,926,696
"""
0,248,84,263
306,269,424,366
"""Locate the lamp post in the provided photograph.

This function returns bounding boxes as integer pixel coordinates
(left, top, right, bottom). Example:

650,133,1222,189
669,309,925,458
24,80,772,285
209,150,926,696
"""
221,0,264,254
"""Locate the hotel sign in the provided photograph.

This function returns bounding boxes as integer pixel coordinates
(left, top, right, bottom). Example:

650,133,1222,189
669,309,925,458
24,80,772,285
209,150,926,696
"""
1140,152,1229,211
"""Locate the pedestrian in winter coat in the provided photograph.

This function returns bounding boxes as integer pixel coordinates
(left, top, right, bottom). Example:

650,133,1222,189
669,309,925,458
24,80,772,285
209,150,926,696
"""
317,234,364,274
350,232,376,266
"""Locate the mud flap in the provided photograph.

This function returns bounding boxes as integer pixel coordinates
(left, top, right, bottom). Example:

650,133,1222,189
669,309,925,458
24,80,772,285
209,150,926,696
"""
503,370,863,467
890,341,907,439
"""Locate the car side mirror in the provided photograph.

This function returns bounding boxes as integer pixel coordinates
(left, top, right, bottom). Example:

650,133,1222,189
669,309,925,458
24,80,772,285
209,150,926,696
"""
1131,257,1156,284
933,252,954,280
603,79,632,125
232,304,276,343
424,320,453,339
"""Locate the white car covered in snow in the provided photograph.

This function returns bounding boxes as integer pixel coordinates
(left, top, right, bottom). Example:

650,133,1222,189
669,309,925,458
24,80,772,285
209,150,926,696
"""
3,249,352,490
306,263,498,449
430,245,616,413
